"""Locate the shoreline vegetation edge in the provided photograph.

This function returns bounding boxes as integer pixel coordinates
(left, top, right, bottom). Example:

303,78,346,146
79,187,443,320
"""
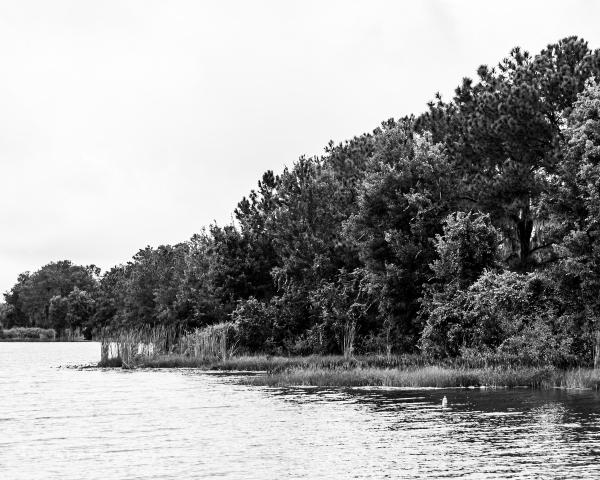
95,353,600,390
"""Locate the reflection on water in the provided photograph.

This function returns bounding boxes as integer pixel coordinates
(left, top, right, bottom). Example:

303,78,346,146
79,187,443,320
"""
2,343,600,479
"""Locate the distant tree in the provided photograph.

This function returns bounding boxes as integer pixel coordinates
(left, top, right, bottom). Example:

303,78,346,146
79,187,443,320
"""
176,232,226,328
0,303,12,329
92,264,131,331
65,288,95,338
3,261,99,328
48,295,69,337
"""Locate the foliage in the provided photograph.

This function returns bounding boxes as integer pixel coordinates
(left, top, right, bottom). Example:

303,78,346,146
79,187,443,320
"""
429,212,500,288
419,37,600,271
231,297,277,353
3,261,98,332
344,127,458,351
421,270,577,364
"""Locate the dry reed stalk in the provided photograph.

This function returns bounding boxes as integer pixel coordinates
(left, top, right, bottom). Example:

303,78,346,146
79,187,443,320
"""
180,322,234,360
342,321,356,359
97,323,236,367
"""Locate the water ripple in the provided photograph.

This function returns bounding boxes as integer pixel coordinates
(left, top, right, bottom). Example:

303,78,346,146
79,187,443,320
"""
2,343,600,479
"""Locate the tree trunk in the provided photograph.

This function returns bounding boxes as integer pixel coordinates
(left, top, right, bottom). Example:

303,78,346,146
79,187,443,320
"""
594,330,600,370
516,216,534,272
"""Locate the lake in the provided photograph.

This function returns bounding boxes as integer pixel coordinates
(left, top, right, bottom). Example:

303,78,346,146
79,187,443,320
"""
2,342,600,479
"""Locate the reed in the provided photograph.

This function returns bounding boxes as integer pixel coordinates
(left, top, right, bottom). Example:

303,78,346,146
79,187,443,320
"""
342,321,356,360
97,322,236,367
180,323,235,361
549,368,600,390
97,325,180,367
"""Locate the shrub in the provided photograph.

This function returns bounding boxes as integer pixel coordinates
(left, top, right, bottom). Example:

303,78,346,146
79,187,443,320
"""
231,297,277,353
1,327,56,340
420,270,577,365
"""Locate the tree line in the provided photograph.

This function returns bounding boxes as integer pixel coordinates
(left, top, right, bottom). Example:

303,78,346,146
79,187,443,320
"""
3,36,600,365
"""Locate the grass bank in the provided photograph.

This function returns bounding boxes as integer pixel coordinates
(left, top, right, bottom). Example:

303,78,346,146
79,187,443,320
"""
98,353,600,390
245,365,600,389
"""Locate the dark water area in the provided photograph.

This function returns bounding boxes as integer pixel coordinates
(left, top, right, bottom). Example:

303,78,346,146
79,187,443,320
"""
2,343,600,479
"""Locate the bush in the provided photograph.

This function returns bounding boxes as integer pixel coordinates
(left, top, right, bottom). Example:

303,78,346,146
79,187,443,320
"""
419,211,502,357
420,270,577,365
231,297,277,353
1,327,56,340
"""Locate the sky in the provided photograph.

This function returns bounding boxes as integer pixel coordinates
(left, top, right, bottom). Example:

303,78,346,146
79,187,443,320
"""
1,0,599,294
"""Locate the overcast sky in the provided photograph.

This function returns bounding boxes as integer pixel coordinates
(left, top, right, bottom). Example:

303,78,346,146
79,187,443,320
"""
1,0,599,294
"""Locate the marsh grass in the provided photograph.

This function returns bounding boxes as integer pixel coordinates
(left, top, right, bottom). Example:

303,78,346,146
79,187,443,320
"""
550,368,600,390
180,323,235,360
244,365,560,388
95,329,600,390
97,322,236,368
97,325,181,367
128,354,364,370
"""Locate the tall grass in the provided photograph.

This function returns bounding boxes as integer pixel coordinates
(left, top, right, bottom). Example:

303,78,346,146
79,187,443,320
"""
245,365,560,388
342,321,356,359
97,325,180,367
551,368,600,390
97,322,236,368
180,323,235,360
242,364,600,389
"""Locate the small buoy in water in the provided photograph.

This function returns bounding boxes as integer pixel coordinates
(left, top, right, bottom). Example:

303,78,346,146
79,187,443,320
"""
442,396,448,408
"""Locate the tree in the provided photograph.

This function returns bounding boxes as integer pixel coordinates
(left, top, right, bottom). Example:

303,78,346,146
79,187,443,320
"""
429,211,500,289
419,211,501,356
48,295,69,337
345,125,458,351
419,37,600,271
3,261,99,328
65,288,96,338
551,79,600,367
0,303,13,329
175,232,226,328
93,264,131,331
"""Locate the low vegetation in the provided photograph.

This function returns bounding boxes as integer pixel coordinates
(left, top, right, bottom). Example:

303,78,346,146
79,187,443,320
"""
97,348,600,390
0,327,56,341
93,324,600,390
244,365,560,389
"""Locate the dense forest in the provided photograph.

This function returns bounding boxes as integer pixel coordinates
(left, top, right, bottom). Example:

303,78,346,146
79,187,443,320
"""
4,36,600,365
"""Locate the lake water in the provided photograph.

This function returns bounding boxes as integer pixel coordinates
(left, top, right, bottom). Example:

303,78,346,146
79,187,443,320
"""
2,343,600,479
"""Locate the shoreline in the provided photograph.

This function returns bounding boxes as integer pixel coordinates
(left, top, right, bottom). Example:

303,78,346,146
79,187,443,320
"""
0,339,91,342
95,354,600,390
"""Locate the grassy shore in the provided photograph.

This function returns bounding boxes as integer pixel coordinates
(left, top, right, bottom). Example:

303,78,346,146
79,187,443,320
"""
244,365,600,389
97,353,600,390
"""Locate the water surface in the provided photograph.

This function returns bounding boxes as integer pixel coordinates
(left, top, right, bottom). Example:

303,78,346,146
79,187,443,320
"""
2,342,600,479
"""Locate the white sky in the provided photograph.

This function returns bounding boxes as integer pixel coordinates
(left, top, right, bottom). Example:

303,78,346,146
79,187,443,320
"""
1,0,599,294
